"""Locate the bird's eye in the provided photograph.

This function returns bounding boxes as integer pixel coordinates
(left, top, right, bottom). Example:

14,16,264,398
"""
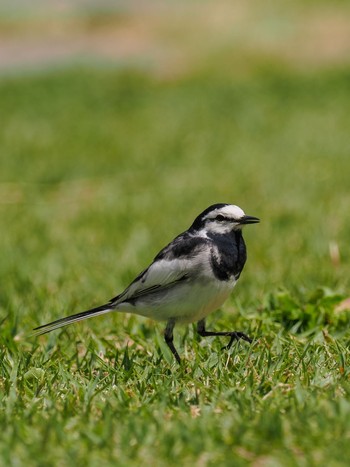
215,215,226,222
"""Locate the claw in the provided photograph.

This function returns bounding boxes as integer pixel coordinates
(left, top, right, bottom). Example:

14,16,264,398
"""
223,332,252,350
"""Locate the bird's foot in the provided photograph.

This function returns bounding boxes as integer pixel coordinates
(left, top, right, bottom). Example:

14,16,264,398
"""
222,332,252,350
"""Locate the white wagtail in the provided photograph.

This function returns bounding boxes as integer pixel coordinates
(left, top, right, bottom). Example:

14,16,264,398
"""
34,203,259,363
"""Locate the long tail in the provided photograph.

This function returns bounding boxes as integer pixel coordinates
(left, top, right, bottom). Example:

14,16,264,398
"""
32,304,113,336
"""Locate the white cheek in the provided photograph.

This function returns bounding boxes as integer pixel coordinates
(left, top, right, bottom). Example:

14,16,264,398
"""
209,223,235,234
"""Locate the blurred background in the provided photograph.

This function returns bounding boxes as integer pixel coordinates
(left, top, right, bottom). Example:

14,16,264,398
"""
1,0,350,327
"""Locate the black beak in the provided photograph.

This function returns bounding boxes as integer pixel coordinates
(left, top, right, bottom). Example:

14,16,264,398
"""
239,215,260,225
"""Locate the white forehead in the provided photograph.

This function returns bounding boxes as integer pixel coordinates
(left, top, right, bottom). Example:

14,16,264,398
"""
205,204,245,220
221,204,245,219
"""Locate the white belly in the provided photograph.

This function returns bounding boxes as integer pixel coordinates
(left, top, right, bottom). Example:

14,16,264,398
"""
117,277,237,324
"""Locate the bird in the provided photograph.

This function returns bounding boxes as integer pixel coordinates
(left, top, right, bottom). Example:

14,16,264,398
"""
34,203,259,363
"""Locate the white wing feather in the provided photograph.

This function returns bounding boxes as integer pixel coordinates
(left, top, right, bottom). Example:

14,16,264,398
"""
111,258,193,305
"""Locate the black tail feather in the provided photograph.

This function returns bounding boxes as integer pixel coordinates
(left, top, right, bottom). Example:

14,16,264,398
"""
33,304,112,336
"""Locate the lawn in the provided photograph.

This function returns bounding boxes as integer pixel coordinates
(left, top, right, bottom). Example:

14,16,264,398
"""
1,7,350,466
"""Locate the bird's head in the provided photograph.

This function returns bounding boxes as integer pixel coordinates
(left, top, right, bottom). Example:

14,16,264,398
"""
190,203,260,235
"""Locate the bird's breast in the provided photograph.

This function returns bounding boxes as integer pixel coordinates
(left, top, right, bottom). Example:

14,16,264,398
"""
209,231,247,281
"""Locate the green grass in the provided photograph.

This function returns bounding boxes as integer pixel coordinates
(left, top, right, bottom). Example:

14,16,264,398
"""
1,63,350,466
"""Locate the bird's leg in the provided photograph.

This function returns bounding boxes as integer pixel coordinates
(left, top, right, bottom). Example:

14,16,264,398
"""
164,318,181,364
197,319,252,350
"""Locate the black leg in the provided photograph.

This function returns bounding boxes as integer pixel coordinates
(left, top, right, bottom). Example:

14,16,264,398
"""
164,319,181,364
197,319,252,350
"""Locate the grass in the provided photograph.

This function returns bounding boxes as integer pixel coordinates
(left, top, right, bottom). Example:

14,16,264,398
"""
1,59,350,465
